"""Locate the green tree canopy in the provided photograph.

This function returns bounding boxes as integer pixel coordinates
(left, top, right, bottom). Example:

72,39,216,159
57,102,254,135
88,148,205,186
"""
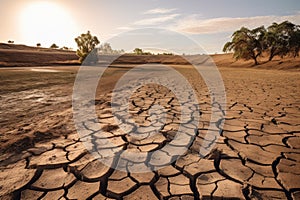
133,48,143,55
288,23,300,58
265,21,300,61
224,21,300,64
223,26,266,65
75,31,100,63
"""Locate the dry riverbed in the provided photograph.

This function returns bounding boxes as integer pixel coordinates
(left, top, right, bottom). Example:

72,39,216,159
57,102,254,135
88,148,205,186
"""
0,65,299,199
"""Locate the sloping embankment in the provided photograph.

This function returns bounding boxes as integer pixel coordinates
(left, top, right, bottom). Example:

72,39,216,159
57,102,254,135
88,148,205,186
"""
0,43,79,67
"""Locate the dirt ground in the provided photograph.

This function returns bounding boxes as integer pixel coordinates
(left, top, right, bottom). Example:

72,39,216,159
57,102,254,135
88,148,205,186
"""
0,63,299,199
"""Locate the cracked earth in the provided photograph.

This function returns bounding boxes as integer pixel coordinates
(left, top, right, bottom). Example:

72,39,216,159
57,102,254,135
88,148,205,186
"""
0,65,299,200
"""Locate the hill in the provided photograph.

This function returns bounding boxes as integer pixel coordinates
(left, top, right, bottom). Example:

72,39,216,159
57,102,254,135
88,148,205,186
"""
211,53,300,71
0,43,79,67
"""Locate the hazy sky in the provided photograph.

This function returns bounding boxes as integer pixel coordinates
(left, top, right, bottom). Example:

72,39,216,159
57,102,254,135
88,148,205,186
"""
1,0,300,54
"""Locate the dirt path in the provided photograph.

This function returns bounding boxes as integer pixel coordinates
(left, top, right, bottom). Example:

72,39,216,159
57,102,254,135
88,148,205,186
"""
0,65,299,199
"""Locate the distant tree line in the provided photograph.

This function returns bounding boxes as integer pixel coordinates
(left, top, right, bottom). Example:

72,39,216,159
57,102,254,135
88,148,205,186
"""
50,43,72,50
223,21,300,65
132,48,174,55
73,31,176,64
133,48,152,55
98,42,125,54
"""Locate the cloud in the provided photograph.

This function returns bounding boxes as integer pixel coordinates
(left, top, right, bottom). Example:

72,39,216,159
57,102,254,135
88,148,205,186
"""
134,14,180,26
115,8,179,30
143,8,177,15
173,14,300,34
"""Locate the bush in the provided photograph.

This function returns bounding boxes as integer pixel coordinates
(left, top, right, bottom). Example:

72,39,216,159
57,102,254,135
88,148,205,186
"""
50,43,59,49
75,31,100,64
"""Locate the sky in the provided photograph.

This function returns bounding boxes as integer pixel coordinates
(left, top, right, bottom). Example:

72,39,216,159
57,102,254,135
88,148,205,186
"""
1,0,300,54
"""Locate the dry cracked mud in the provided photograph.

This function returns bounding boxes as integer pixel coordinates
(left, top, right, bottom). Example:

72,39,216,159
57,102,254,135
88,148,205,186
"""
0,65,299,200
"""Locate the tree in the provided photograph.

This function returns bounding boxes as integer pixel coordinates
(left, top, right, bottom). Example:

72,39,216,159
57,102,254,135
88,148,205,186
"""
289,24,300,58
50,43,59,49
8,40,14,44
75,31,100,63
99,43,125,54
133,48,143,55
264,21,298,61
37,43,41,47
163,52,174,55
99,42,113,54
223,26,266,65
264,23,286,61
224,21,300,63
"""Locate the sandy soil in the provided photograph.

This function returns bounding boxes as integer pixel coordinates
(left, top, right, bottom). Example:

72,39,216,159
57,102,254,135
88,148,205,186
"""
1,43,300,199
0,61,299,199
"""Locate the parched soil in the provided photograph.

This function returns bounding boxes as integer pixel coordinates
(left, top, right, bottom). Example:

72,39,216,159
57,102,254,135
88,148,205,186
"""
0,63,299,199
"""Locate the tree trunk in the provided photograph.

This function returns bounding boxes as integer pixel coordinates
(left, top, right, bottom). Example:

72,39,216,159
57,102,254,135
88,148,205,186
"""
268,47,276,61
253,52,261,65
254,58,259,65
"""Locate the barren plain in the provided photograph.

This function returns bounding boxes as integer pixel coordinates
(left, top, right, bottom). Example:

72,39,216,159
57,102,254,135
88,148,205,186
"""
0,44,300,199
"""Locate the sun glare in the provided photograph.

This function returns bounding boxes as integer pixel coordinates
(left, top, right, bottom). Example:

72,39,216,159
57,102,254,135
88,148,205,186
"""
19,2,78,48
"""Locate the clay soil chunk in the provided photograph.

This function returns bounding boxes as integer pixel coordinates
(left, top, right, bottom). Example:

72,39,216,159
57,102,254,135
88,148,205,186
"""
213,180,244,199
0,160,36,196
32,168,76,189
123,186,158,200
67,180,100,199
107,177,137,195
